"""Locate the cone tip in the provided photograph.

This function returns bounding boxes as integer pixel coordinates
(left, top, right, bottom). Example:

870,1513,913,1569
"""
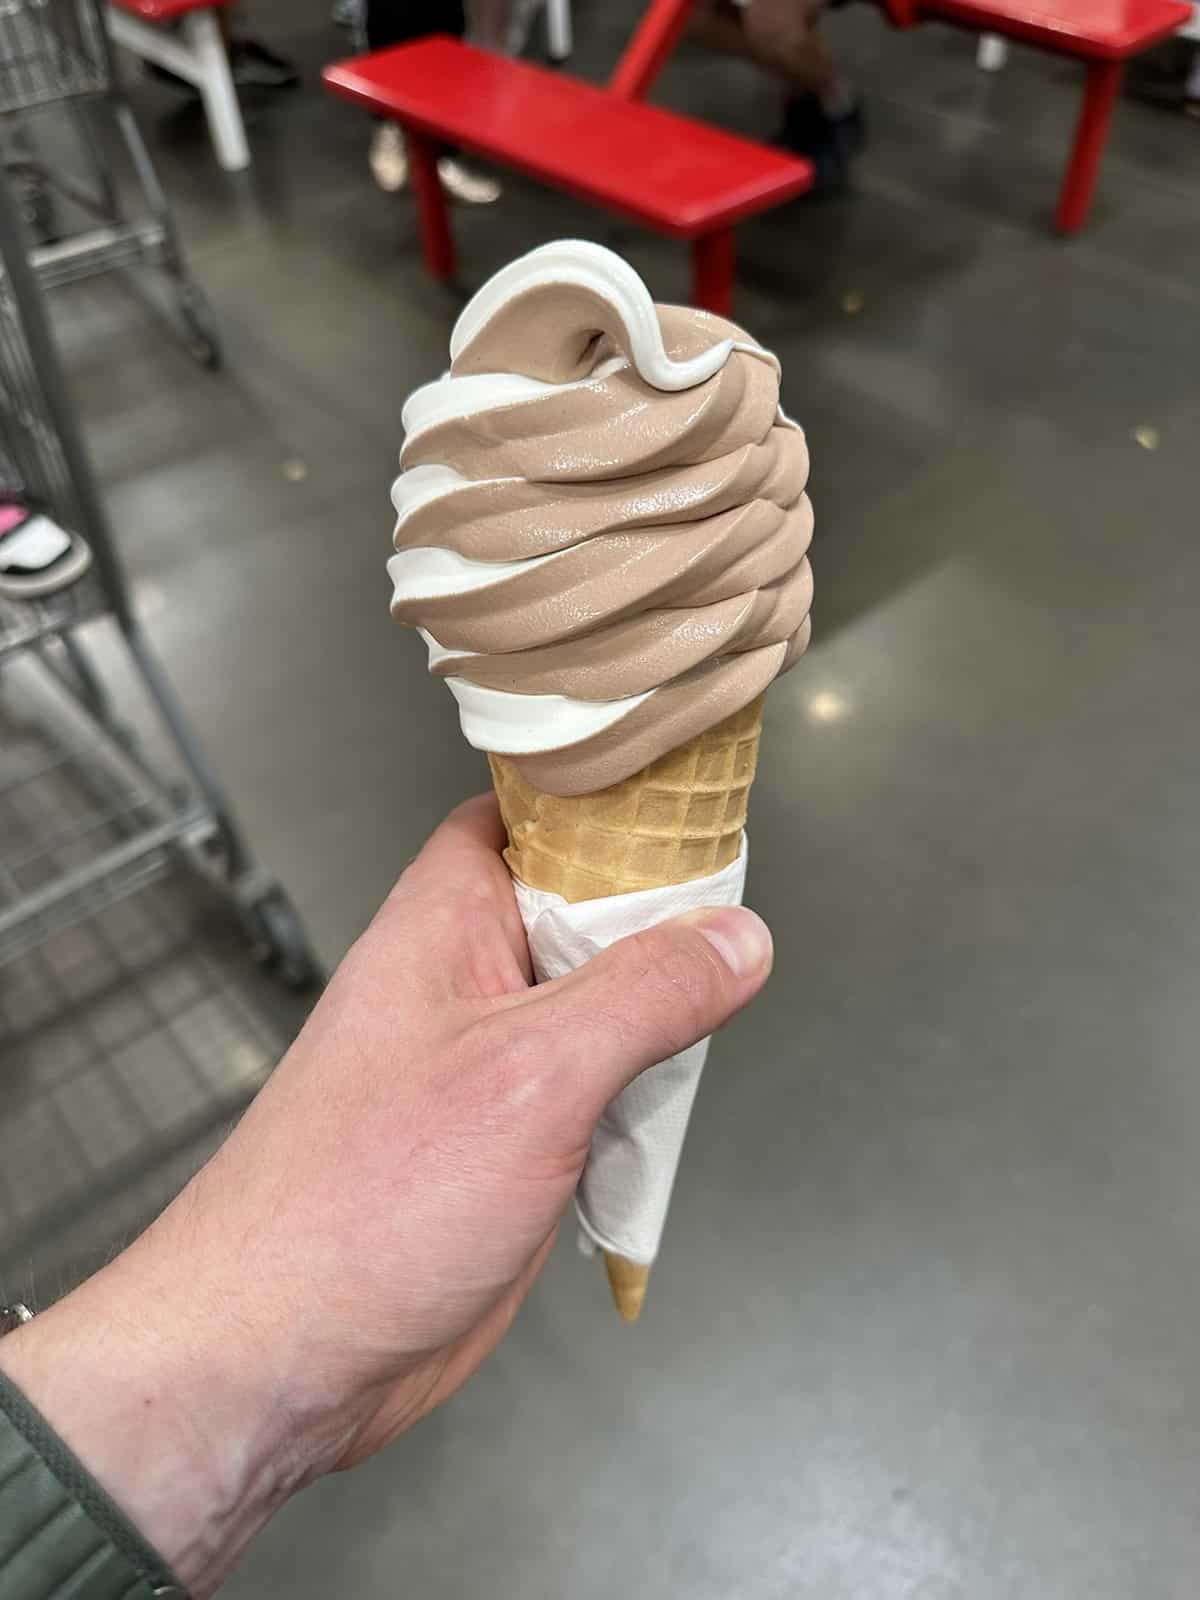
604,1252,651,1323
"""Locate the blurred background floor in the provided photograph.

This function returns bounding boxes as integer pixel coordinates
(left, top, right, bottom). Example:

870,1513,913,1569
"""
4,0,1200,1594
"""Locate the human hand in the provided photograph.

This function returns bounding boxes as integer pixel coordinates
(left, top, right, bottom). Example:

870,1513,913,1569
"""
0,796,772,1595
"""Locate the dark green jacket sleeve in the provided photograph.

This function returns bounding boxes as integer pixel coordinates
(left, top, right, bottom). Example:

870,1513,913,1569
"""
0,1370,185,1599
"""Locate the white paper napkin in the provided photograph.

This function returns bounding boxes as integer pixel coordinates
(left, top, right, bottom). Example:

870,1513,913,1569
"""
512,836,748,1265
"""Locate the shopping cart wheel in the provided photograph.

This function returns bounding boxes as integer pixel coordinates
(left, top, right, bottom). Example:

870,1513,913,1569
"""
245,886,323,990
179,290,223,370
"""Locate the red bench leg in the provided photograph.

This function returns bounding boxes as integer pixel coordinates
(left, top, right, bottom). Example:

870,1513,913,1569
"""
405,130,456,281
609,0,696,100
1055,60,1123,235
691,229,734,316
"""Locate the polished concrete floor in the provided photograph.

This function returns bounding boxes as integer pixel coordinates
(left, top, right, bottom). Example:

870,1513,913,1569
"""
9,0,1200,1592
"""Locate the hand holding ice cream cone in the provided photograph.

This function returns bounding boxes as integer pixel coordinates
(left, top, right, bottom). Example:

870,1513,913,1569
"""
389,240,812,1319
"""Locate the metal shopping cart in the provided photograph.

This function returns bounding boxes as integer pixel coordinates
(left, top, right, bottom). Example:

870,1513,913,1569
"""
0,0,221,364
0,164,319,988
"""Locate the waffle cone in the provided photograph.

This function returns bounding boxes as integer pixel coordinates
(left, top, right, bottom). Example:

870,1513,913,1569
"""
487,694,764,904
489,693,765,1323
604,1253,652,1323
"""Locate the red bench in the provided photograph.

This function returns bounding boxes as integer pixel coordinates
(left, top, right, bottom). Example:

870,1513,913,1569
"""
111,0,226,14
107,0,249,171
891,0,1192,230
329,0,1191,261
323,4,813,316
622,0,1192,232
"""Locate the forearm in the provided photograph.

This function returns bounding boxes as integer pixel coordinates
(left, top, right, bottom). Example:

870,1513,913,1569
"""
0,795,773,1594
0,1204,305,1596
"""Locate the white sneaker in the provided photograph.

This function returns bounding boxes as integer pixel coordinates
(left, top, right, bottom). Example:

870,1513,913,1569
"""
437,157,501,205
369,123,408,192
370,129,500,205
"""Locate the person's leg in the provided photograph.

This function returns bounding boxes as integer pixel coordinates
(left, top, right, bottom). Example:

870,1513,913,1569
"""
695,0,861,189
365,0,467,51
693,0,831,94
470,0,514,52
364,0,499,204
690,2,762,67
745,0,839,99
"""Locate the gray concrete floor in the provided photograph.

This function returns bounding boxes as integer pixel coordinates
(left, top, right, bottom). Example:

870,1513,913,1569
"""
10,0,1200,1593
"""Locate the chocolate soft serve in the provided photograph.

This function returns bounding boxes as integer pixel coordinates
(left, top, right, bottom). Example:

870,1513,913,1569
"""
389,240,812,795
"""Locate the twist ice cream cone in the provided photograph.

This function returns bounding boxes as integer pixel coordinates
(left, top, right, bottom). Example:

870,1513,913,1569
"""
387,240,812,1322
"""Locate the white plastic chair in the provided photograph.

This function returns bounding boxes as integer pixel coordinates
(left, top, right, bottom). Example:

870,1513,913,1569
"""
106,5,250,171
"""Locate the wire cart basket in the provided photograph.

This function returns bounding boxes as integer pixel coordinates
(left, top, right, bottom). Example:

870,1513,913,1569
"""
0,166,320,988
0,0,221,365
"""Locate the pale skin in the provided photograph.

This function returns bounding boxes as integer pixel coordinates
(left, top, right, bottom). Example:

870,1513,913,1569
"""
0,795,773,1596
693,0,840,105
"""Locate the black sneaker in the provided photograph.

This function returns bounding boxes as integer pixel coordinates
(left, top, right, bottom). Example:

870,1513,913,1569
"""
146,39,299,95
776,92,865,195
145,59,196,94
229,38,300,90
1127,64,1200,116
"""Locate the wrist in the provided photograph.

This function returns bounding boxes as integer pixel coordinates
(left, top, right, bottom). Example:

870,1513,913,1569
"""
0,1210,309,1596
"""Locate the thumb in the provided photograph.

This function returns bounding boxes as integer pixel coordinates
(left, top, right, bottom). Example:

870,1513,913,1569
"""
523,906,773,1117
